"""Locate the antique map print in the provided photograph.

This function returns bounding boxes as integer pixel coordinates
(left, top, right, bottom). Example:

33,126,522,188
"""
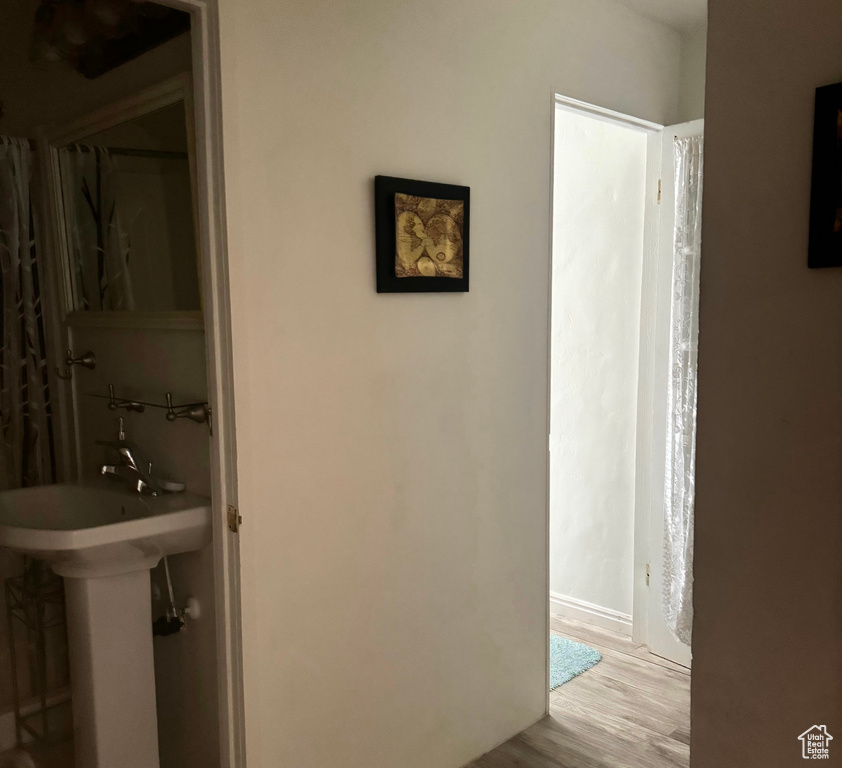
395,193,464,278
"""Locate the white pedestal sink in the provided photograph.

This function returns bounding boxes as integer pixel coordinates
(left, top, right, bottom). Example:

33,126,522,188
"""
0,483,211,768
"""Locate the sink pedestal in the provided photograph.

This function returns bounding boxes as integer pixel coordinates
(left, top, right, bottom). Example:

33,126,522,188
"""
64,571,160,768
0,483,212,768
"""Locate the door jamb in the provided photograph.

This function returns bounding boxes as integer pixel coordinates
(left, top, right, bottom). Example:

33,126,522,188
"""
139,2,245,764
631,128,667,649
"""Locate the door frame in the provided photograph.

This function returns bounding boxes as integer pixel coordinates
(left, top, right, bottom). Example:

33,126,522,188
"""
35,1,245,763
630,120,669,652
161,3,246,764
547,94,663,710
638,119,703,668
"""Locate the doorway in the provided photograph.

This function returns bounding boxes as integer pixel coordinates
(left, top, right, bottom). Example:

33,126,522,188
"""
549,96,701,668
0,1,243,766
542,94,703,766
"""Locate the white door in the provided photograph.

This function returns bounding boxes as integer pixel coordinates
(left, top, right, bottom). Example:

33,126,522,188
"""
644,119,703,668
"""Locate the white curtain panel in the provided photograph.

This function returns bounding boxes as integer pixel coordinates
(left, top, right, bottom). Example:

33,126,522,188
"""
663,135,703,646
0,136,54,490
59,145,134,311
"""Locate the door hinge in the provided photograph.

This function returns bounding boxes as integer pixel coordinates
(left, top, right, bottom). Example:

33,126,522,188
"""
227,505,242,533
657,179,662,204
646,563,651,586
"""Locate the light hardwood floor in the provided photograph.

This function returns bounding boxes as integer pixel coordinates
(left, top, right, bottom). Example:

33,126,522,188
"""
465,614,691,768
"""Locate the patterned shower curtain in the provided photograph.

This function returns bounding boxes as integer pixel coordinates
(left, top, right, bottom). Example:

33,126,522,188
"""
0,136,55,490
58,145,133,311
663,135,703,646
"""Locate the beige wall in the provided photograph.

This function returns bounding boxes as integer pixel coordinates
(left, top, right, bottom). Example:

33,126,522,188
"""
219,1,682,766
693,0,842,764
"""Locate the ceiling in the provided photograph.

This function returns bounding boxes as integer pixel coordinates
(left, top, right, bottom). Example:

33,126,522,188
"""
611,0,707,32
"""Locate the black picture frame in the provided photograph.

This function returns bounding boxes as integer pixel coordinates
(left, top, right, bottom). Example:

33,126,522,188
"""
808,82,842,268
375,175,470,293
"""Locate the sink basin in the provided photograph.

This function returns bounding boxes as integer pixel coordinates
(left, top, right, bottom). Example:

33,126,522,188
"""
0,483,211,578
0,482,213,768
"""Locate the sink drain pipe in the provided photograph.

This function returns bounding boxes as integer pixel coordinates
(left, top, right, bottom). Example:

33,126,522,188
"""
152,557,186,637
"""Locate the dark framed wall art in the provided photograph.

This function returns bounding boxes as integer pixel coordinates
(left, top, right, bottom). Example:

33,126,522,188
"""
808,82,842,268
375,176,470,292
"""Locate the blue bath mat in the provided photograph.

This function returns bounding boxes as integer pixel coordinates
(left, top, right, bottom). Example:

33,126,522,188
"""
549,634,602,690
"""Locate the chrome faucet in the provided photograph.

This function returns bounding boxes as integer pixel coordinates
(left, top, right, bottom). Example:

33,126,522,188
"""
98,418,162,496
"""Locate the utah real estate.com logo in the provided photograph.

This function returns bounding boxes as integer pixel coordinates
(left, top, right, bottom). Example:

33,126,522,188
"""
799,725,833,760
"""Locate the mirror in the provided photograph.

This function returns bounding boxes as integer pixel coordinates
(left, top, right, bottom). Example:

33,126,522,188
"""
56,100,200,313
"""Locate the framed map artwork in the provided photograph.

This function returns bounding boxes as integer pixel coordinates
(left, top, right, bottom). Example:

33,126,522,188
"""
374,176,470,292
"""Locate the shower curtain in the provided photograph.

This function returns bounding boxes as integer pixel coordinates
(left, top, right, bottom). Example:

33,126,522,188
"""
59,145,134,311
0,136,54,490
663,135,703,646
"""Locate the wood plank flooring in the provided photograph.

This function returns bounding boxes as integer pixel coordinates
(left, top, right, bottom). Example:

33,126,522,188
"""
464,614,690,768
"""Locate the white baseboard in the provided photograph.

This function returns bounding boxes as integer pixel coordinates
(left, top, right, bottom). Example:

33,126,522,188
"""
549,591,632,636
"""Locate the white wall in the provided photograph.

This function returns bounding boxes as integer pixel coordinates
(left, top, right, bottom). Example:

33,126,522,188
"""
678,24,708,122
693,0,842,763
218,1,682,767
549,107,647,628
